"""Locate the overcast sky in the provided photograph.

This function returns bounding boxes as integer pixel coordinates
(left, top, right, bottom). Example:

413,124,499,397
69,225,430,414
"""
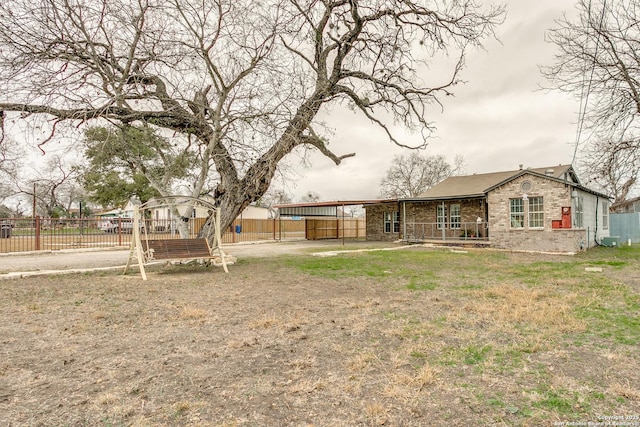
11,0,583,208
286,0,582,202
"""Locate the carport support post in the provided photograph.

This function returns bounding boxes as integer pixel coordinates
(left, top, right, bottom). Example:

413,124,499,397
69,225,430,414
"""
341,203,345,246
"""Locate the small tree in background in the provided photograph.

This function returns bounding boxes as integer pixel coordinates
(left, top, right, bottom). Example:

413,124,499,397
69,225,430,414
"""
0,135,21,207
379,153,465,198
19,155,82,217
256,189,292,207
299,191,321,203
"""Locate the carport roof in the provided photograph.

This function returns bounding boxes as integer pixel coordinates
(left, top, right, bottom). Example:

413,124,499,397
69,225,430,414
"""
275,200,392,217
275,200,393,209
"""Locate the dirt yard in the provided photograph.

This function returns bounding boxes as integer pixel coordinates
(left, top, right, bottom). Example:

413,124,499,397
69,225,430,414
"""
1,244,639,426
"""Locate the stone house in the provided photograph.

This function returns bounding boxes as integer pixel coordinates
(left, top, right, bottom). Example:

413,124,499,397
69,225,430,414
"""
365,165,611,252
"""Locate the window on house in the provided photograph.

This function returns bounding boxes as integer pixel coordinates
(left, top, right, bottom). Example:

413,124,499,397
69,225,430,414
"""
384,211,400,233
528,197,544,228
510,199,524,228
437,205,447,229
602,201,609,229
450,204,461,229
575,197,583,228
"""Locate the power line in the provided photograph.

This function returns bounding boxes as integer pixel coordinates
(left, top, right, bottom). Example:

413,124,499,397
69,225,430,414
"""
573,0,608,164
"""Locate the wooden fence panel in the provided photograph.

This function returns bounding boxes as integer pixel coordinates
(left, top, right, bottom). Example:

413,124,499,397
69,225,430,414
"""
305,218,366,240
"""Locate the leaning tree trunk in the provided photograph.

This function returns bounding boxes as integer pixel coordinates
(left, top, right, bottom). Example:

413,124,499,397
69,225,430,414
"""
198,93,326,245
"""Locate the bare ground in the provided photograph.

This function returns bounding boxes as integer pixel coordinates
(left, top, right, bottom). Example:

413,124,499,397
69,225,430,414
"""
1,245,639,426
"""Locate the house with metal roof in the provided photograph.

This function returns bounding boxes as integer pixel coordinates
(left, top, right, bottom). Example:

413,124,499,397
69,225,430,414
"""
365,164,611,252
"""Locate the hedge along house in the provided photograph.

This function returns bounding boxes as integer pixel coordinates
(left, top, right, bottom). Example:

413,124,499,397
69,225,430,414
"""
365,165,611,252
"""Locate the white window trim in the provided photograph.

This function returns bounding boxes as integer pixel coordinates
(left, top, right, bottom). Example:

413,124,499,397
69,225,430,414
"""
437,205,447,230
574,197,584,228
528,196,544,229
450,204,461,229
383,211,399,233
510,198,524,228
602,201,609,230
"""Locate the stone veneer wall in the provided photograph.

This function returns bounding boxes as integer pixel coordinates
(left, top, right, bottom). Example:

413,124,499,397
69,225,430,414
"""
402,199,486,239
487,173,590,252
365,203,402,242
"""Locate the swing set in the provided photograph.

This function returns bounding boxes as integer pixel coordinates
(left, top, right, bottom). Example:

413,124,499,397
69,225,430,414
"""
123,196,229,280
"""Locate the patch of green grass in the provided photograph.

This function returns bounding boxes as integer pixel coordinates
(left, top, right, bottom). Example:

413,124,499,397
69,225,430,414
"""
438,344,492,367
576,244,640,262
504,261,583,285
492,349,526,373
382,310,406,321
586,260,627,267
531,386,587,415
487,397,504,407
463,344,492,365
290,249,466,284
405,277,437,291
290,252,394,278
398,317,431,341
458,283,483,290
575,285,640,345
581,308,640,345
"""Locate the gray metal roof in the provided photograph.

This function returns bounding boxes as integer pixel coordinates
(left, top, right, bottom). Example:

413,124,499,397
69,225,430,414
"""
275,200,390,217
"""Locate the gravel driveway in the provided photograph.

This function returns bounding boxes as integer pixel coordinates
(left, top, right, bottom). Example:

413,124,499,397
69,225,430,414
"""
0,240,396,278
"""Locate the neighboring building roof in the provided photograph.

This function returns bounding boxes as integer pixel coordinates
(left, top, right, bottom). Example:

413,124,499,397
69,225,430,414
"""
611,195,640,212
401,164,608,201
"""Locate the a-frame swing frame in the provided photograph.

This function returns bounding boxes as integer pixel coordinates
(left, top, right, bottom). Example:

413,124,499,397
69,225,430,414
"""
124,196,228,280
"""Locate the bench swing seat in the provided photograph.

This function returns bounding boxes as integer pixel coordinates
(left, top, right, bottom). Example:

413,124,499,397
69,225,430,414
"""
124,199,229,280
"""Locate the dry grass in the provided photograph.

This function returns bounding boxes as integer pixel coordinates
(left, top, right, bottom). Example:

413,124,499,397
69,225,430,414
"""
460,285,586,333
1,245,639,426
177,306,209,320
610,381,640,400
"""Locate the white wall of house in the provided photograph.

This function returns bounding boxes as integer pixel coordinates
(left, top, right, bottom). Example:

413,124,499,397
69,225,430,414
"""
148,202,269,221
575,190,610,246
151,205,208,221
236,205,270,219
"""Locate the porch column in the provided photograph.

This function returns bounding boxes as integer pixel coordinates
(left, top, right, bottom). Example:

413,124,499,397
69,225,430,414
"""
441,201,446,241
402,201,406,241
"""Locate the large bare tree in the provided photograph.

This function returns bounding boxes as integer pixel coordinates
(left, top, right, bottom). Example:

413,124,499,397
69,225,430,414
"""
544,0,640,202
0,0,504,238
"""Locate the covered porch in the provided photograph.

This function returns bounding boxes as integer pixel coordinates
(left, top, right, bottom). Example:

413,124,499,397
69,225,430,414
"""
400,197,490,243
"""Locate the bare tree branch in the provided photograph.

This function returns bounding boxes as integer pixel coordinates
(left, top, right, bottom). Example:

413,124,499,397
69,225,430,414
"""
544,0,640,201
